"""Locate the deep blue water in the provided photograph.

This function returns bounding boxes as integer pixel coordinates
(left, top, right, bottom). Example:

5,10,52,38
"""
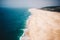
0,7,30,40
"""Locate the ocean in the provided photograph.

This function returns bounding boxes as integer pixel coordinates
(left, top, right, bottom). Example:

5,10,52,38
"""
0,7,30,40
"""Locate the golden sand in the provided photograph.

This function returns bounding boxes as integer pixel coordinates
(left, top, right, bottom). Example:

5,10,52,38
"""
21,8,60,40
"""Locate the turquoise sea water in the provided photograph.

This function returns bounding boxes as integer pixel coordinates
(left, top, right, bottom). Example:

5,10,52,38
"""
0,7,30,40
